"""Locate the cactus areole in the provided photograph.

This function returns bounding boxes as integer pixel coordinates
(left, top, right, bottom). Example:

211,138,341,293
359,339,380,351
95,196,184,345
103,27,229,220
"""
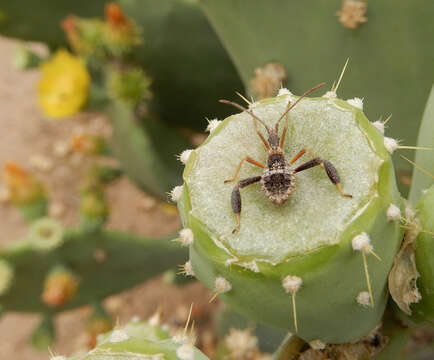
178,91,404,344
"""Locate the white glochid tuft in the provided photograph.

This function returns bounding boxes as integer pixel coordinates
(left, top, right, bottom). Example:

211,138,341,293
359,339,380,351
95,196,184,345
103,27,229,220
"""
356,291,371,306
50,357,67,360
178,149,193,164
170,185,184,203
179,228,194,246
282,275,302,294
352,232,372,252
387,204,401,221
239,261,259,273
372,121,385,134
206,119,221,133
215,276,232,294
109,329,129,343
383,137,398,154
172,333,189,345
225,258,238,267
309,339,326,350
176,343,195,360
277,88,292,96
323,90,337,99
225,328,258,358
347,97,364,110
183,260,195,276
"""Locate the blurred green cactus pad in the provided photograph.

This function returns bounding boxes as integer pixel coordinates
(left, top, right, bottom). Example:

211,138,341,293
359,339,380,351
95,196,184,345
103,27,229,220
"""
65,319,210,360
178,91,404,343
405,185,434,325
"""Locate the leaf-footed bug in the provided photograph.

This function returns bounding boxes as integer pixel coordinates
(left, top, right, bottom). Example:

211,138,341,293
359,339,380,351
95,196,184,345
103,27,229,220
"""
220,83,352,233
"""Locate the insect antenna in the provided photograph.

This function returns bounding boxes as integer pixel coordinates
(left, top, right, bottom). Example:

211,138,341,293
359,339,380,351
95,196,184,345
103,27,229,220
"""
274,82,326,131
219,99,271,134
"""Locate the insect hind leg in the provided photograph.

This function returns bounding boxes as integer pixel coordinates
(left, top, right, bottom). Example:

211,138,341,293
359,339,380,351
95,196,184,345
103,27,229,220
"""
294,158,352,198
231,176,262,233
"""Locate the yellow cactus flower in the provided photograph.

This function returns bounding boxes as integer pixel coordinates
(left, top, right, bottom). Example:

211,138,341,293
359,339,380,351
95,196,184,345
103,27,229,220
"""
38,50,90,118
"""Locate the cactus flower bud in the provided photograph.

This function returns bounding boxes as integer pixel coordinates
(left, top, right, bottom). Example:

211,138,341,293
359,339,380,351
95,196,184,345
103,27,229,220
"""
3,162,45,205
42,267,79,307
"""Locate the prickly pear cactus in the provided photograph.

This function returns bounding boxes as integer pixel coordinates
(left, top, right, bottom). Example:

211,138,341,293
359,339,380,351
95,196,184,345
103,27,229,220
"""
199,0,434,190
0,227,187,313
411,185,434,324
62,319,210,360
177,90,404,343
391,185,434,326
389,84,434,326
0,0,243,130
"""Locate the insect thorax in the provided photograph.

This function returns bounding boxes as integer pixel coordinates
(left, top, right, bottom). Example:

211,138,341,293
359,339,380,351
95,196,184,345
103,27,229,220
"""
261,152,295,205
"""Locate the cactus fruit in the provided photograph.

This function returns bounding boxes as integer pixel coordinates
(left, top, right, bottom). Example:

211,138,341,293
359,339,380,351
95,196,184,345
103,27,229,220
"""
3,162,48,221
61,319,210,360
178,91,404,343
41,265,80,307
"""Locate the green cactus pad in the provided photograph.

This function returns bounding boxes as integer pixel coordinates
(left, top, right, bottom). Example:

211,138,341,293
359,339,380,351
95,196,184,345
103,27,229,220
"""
179,93,403,343
0,228,187,313
19,198,48,222
66,320,210,360
409,185,434,324
0,0,243,131
31,314,55,351
199,0,434,192
107,101,190,200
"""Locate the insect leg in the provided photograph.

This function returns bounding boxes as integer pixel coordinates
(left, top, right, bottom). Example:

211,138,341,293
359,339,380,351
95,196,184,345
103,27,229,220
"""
289,148,316,164
294,158,352,198
231,176,262,233
224,157,265,184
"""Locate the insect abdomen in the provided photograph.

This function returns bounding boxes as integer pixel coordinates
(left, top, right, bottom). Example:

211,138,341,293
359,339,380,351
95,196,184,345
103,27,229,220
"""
261,168,295,205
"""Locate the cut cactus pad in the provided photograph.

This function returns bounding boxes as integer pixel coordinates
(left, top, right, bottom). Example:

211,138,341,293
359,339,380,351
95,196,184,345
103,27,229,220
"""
179,93,404,343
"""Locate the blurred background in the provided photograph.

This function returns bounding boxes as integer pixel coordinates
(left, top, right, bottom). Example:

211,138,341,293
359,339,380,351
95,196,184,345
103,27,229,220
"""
0,1,432,359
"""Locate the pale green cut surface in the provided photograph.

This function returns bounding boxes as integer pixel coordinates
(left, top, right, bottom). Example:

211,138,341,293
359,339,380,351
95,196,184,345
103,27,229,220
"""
186,95,382,263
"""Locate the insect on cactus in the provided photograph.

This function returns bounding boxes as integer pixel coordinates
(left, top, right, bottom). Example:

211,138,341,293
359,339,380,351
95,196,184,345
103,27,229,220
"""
175,68,407,344
220,82,353,233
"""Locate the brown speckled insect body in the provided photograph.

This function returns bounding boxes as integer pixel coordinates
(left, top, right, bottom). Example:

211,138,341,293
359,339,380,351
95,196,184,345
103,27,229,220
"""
221,83,352,233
